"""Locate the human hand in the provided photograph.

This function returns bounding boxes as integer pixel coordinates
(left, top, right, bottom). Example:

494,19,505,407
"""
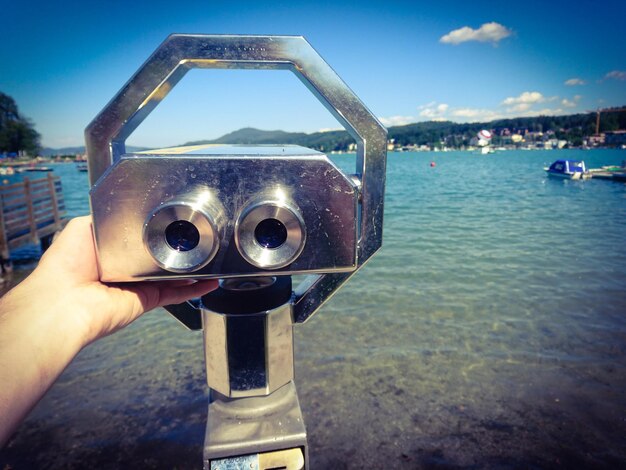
6,215,217,347
0,215,217,446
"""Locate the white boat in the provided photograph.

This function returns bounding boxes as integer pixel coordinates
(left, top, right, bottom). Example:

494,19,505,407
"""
17,166,54,173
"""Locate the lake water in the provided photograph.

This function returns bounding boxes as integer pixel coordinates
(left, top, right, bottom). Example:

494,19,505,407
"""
2,149,626,469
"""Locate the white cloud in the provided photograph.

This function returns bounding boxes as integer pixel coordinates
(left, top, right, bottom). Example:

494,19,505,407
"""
455,105,567,121
380,89,583,127
418,102,449,119
502,91,546,106
522,107,567,117
605,70,626,81
414,102,505,123
499,90,576,117
418,101,437,109
508,103,532,113
440,22,512,45
565,78,586,86
379,115,417,127
561,95,581,108
450,108,503,122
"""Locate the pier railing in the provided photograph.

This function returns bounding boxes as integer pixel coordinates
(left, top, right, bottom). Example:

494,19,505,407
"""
0,173,67,271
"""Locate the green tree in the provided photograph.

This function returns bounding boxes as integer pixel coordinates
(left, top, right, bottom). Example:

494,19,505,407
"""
0,92,40,155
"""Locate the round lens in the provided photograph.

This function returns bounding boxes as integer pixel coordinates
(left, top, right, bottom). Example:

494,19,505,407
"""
165,220,200,252
254,218,287,249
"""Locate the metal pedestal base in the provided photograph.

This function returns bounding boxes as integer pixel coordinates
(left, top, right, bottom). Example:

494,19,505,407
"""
204,381,308,470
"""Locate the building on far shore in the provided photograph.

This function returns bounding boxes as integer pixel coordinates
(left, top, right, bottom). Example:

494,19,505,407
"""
605,131,626,147
588,134,606,146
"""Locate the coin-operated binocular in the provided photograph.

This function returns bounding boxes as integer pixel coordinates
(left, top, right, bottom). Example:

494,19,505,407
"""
86,34,387,469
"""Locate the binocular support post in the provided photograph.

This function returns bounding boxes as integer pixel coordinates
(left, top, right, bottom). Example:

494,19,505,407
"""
200,277,307,470
85,35,387,467
204,384,307,470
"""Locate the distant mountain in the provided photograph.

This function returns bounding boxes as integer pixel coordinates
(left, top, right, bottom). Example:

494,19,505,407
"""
184,126,352,151
188,127,309,145
40,146,86,157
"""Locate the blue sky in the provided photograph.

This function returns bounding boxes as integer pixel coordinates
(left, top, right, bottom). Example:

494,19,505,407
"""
1,0,625,149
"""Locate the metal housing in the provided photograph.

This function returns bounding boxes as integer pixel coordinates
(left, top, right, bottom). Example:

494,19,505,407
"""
85,34,387,322
90,146,357,281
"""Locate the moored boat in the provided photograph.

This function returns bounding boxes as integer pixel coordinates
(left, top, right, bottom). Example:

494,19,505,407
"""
17,166,54,173
545,159,590,180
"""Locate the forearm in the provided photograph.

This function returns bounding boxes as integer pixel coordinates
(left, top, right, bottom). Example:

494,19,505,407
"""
0,274,87,447
0,216,218,447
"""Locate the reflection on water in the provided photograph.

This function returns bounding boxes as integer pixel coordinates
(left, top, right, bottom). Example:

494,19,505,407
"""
2,150,626,468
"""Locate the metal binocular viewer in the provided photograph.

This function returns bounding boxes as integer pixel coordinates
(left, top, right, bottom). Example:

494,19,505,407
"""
86,34,387,469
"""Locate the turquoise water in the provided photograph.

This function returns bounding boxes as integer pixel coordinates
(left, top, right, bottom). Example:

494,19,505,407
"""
2,149,626,468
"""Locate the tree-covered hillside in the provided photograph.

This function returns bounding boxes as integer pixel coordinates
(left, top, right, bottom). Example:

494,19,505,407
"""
0,92,41,155
390,111,625,148
184,109,626,151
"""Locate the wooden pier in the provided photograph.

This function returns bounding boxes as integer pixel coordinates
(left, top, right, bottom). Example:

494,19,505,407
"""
587,160,626,182
0,173,67,272
589,167,626,182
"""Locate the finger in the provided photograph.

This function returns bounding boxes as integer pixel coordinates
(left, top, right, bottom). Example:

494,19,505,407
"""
156,279,219,306
38,216,98,279
159,279,198,287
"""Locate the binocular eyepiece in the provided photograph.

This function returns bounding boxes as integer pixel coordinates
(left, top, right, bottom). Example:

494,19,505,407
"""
142,188,307,274
143,190,222,273
235,197,306,270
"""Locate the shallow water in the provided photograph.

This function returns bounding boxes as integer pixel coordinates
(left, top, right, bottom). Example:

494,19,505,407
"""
2,150,626,468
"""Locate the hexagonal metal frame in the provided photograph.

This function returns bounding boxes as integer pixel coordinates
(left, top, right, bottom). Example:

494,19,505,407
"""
85,34,387,322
